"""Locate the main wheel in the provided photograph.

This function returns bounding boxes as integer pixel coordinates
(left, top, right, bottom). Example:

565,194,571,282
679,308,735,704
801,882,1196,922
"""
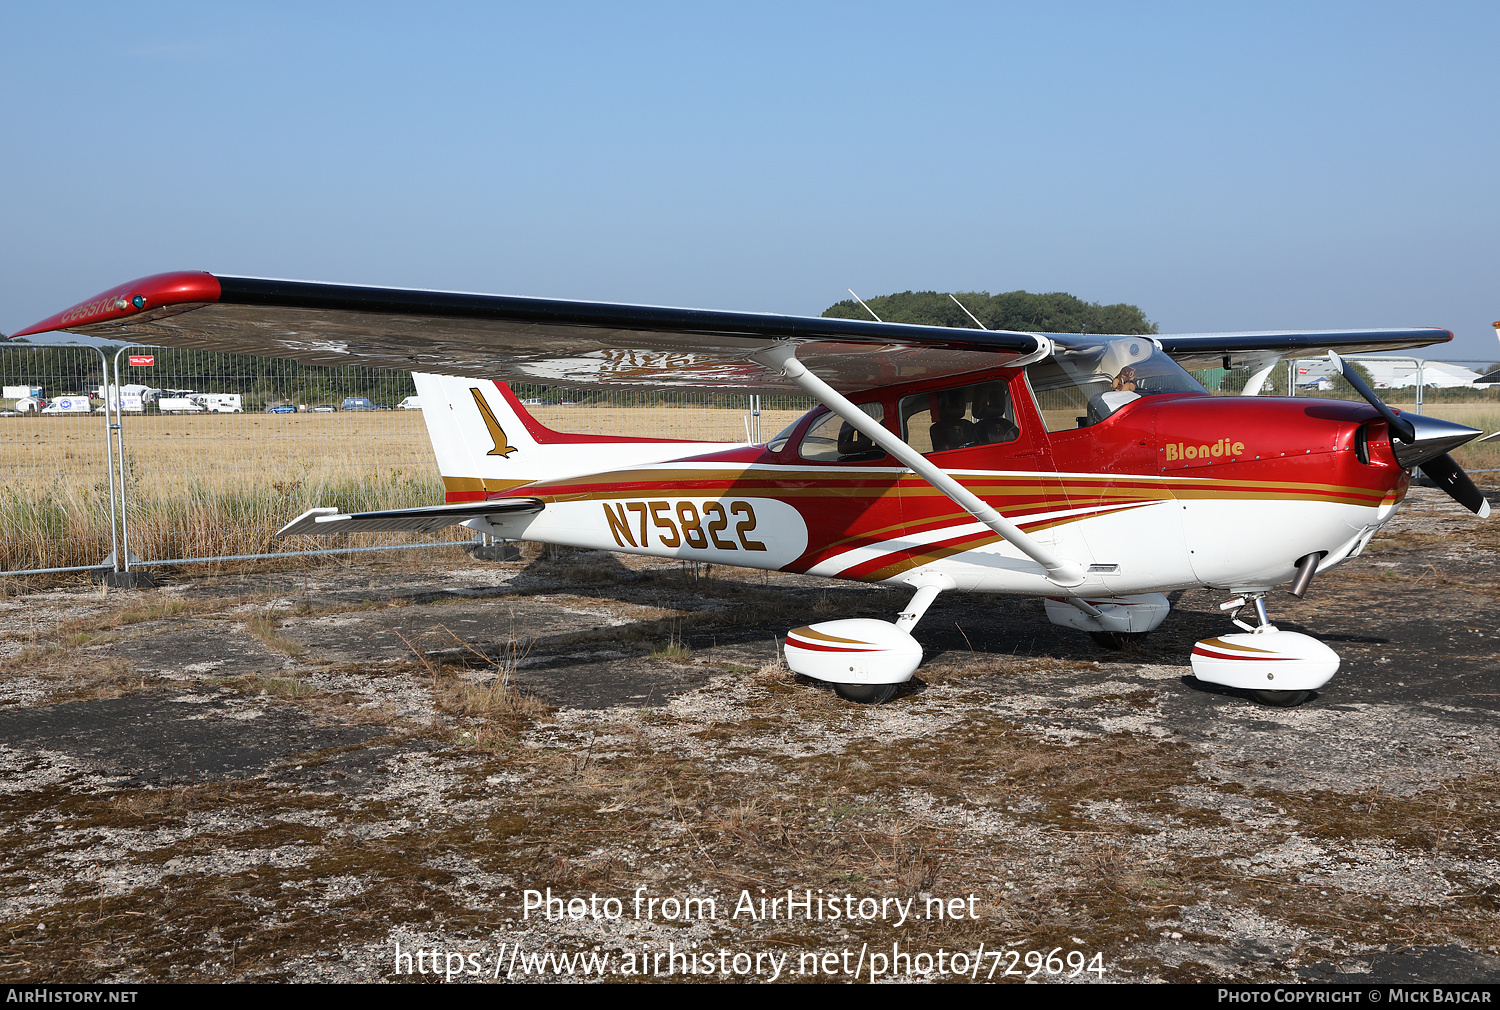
1090,631,1149,650
1251,689,1312,707
833,682,899,705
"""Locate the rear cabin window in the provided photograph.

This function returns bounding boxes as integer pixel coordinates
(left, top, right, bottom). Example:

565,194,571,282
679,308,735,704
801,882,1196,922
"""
797,403,887,462
898,380,1019,455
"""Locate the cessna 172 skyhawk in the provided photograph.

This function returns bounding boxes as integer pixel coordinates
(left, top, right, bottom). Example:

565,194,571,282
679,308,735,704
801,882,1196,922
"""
15,272,1492,706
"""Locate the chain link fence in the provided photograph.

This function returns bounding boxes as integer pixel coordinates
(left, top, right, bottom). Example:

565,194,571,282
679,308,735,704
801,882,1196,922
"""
0,344,809,580
0,345,117,575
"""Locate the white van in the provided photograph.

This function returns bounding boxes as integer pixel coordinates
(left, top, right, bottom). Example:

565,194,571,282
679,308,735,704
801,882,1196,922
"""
158,396,205,414
398,395,421,410
40,396,94,415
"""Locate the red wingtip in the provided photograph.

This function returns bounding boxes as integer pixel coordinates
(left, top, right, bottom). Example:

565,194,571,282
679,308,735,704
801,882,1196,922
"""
10,271,221,338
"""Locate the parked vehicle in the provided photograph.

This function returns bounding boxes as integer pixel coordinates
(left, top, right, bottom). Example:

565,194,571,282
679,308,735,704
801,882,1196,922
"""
397,395,421,410
40,396,93,415
264,404,297,414
160,393,242,414
196,393,243,413
309,404,337,413
95,384,159,412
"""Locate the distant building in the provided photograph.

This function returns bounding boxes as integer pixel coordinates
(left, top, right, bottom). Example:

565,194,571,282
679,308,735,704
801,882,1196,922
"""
1293,357,1485,390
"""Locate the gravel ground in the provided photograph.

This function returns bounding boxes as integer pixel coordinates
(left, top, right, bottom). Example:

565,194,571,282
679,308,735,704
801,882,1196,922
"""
1,486,1497,984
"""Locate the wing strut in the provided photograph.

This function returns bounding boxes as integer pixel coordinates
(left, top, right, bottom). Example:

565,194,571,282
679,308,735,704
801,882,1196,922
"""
753,345,1086,587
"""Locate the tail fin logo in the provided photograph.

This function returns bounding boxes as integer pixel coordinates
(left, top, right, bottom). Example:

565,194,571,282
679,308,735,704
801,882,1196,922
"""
470,387,518,457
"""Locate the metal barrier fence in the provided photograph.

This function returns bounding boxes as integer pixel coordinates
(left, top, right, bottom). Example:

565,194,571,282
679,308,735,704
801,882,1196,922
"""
0,344,808,580
1,345,117,576
1184,357,1500,405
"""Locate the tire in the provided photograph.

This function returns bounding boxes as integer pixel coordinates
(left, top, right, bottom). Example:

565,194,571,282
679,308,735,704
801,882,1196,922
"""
1251,689,1312,707
1090,631,1149,650
832,682,899,705
469,544,519,561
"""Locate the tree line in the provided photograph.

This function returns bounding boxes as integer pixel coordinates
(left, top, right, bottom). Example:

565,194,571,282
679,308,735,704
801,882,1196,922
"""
822,289,1157,334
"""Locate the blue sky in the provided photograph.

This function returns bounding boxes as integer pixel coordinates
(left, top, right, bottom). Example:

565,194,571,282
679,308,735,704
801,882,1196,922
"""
4,2,1498,356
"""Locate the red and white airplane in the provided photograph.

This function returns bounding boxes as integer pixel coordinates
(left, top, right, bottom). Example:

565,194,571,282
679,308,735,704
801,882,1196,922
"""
15,272,1491,706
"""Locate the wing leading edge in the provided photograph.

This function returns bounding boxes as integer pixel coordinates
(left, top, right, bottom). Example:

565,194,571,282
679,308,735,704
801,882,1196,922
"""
14,272,1453,391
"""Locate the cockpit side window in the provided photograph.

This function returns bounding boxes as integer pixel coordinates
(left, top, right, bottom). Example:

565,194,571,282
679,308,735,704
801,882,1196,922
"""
766,421,799,453
797,402,887,463
1026,338,1206,431
898,379,1020,455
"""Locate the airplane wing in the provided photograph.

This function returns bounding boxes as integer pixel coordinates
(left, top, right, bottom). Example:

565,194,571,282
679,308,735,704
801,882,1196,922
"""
13,271,1453,391
1151,330,1453,372
12,272,1042,394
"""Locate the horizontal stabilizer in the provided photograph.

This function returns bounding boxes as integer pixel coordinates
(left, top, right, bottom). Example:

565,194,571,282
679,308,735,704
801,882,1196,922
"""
277,498,544,537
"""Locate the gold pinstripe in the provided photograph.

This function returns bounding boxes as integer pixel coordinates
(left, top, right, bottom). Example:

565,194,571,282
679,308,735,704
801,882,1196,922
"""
788,626,875,645
1197,637,1276,654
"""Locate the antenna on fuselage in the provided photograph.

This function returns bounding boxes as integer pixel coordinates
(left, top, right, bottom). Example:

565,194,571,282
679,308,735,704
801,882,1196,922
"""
847,289,883,323
948,293,987,330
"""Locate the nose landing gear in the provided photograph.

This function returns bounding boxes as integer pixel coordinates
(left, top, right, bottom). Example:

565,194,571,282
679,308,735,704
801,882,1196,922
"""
1189,592,1338,707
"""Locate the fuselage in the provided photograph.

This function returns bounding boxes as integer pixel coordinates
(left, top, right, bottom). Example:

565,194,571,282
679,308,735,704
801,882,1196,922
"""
479,367,1407,598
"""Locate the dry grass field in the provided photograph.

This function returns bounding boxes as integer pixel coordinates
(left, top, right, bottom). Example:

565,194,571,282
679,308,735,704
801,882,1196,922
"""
1410,404,1500,471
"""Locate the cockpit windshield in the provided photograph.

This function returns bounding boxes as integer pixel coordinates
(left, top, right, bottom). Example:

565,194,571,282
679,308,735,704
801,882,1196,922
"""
1025,337,1206,431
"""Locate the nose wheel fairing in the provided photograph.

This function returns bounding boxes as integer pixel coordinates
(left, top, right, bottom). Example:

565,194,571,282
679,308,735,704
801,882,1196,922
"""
1190,630,1339,693
1190,592,1339,702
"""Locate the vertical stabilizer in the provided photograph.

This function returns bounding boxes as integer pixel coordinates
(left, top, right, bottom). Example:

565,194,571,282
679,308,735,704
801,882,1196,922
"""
411,374,743,501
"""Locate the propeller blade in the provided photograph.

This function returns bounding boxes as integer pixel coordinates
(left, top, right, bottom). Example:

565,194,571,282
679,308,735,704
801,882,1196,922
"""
1327,349,1416,442
1418,452,1492,517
